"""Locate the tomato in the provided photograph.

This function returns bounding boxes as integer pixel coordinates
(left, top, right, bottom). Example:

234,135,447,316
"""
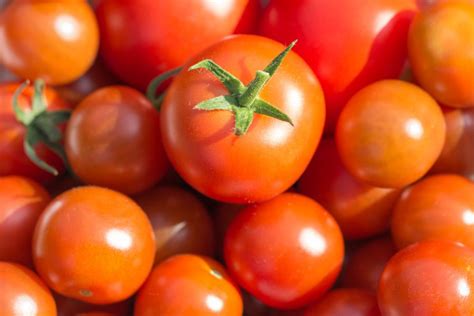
0,82,71,184
32,186,155,304
0,0,99,85
300,289,380,316
95,0,250,90
298,139,402,240
0,176,50,267
224,193,344,309
161,35,325,203
56,294,131,316
392,174,474,249
259,0,417,133
378,240,474,315
336,80,446,188
134,186,215,265
408,1,474,108
65,86,168,195
341,237,397,291
134,254,243,316
0,262,56,316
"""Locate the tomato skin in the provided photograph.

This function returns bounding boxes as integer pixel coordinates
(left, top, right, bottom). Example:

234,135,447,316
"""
0,176,50,267
259,0,417,133
298,139,401,240
409,1,474,108
32,186,156,304
161,35,325,203
378,240,474,316
392,174,474,249
65,86,168,195
234,0,261,34
134,254,243,316
96,0,249,90
336,80,446,188
0,83,71,184
0,262,56,316
224,193,344,309
0,0,99,85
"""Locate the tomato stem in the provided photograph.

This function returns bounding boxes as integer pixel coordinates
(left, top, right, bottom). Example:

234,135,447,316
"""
146,67,183,111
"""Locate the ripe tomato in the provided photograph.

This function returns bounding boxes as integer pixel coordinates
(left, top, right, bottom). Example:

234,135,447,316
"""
0,262,56,316
300,289,381,316
336,80,446,188
56,294,131,316
378,240,474,315
0,176,50,267
409,1,474,108
259,0,417,133
298,139,402,240
32,186,155,304
224,193,344,309
392,174,474,249
161,35,325,203
0,0,99,85
134,186,216,265
134,254,243,316
65,86,168,195
0,82,71,183
96,0,250,90
341,237,397,291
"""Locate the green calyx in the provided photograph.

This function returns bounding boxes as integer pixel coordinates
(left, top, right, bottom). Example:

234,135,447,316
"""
13,79,71,175
188,40,297,136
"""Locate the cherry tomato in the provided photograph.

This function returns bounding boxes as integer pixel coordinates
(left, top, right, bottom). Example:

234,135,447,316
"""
259,0,417,133
0,0,99,85
56,294,131,316
299,139,402,240
134,185,216,265
0,83,71,183
96,0,250,90
336,80,446,188
341,237,397,291
134,254,243,316
65,86,168,195
32,186,155,304
409,1,474,108
0,262,56,316
161,35,325,203
224,193,344,309
392,174,474,249
378,240,474,315
0,176,50,267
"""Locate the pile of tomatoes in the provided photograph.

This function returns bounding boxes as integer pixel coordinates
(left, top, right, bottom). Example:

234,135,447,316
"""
1,0,474,315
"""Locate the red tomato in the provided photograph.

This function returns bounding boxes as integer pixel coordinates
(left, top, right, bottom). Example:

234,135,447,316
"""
299,139,402,240
336,80,446,188
378,240,474,315
65,86,168,195
32,186,155,304
259,0,417,133
224,193,344,309
56,294,131,316
134,254,243,316
0,262,56,316
0,176,50,267
0,82,71,183
95,0,250,90
0,0,99,85
161,35,325,203
392,174,474,249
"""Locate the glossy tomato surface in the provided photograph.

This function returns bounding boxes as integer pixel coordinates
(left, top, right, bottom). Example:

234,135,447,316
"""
161,35,325,203
32,186,155,304
134,254,243,316
378,240,474,316
259,0,417,133
0,0,99,85
96,0,250,90
65,86,168,195
224,193,344,309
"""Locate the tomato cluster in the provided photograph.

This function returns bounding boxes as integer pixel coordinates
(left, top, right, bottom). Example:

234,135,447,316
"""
1,0,474,315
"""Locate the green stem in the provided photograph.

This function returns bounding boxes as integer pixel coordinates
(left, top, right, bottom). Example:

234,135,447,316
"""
146,67,182,111
238,70,270,108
